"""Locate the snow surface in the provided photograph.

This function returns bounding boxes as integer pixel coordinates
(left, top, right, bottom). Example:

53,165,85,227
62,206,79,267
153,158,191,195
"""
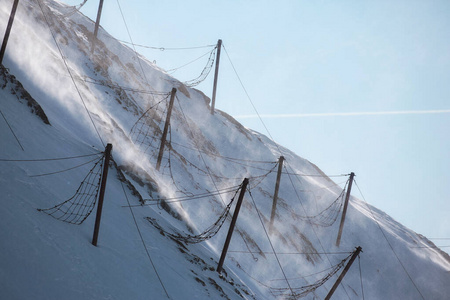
1,0,449,299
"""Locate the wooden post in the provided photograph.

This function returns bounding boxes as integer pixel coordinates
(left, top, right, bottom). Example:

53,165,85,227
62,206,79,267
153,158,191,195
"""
336,172,355,247
90,0,104,53
325,246,362,300
92,143,112,246
156,88,177,171
0,0,20,65
210,39,222,115
217,178,249,273
269,156,284,234
93,0,104,38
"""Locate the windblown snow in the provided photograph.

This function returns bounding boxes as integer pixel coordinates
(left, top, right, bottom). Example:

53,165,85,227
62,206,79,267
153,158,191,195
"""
0,1,449,299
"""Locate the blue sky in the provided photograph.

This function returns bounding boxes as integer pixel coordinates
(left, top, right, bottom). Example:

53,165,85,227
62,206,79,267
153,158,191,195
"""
62,0,450,249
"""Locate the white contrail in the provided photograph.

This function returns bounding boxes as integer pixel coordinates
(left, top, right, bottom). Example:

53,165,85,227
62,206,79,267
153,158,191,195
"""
235,109,450,119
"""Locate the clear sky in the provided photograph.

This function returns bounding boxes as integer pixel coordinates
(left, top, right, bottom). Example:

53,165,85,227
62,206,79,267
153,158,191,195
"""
61,0,450,251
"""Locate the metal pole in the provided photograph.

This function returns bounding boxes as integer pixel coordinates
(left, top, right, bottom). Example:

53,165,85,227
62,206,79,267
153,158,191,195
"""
210,39,222,115
0,0,20,65
325,246,362,300
156,88,177,171
336,172,355,247
92,143,112,246
217,178,249,273
269,156,284,234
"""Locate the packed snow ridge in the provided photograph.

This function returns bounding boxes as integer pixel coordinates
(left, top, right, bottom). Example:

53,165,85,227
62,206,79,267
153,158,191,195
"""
0,0,449,299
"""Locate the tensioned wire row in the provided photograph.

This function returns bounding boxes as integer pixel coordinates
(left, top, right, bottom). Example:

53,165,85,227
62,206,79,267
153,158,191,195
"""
79,76,171,96
168,140,350,178
95,33,218,86
0,152,103,162
228,250,353,256
54,71,171,97
167,144,279,187
141,185,240,204
112,38,216,51
166,48,215,73
170,140,349,179
28,156,103,177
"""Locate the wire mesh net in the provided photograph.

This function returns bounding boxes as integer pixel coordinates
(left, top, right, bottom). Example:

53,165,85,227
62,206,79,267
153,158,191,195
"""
128,93,170,157
287,180,349,227
37,156,104,225
183,46,217,87
269,252,353,299
146,186,241,244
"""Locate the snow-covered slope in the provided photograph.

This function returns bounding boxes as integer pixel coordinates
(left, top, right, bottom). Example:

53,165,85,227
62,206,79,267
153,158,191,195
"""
1,1,449,299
